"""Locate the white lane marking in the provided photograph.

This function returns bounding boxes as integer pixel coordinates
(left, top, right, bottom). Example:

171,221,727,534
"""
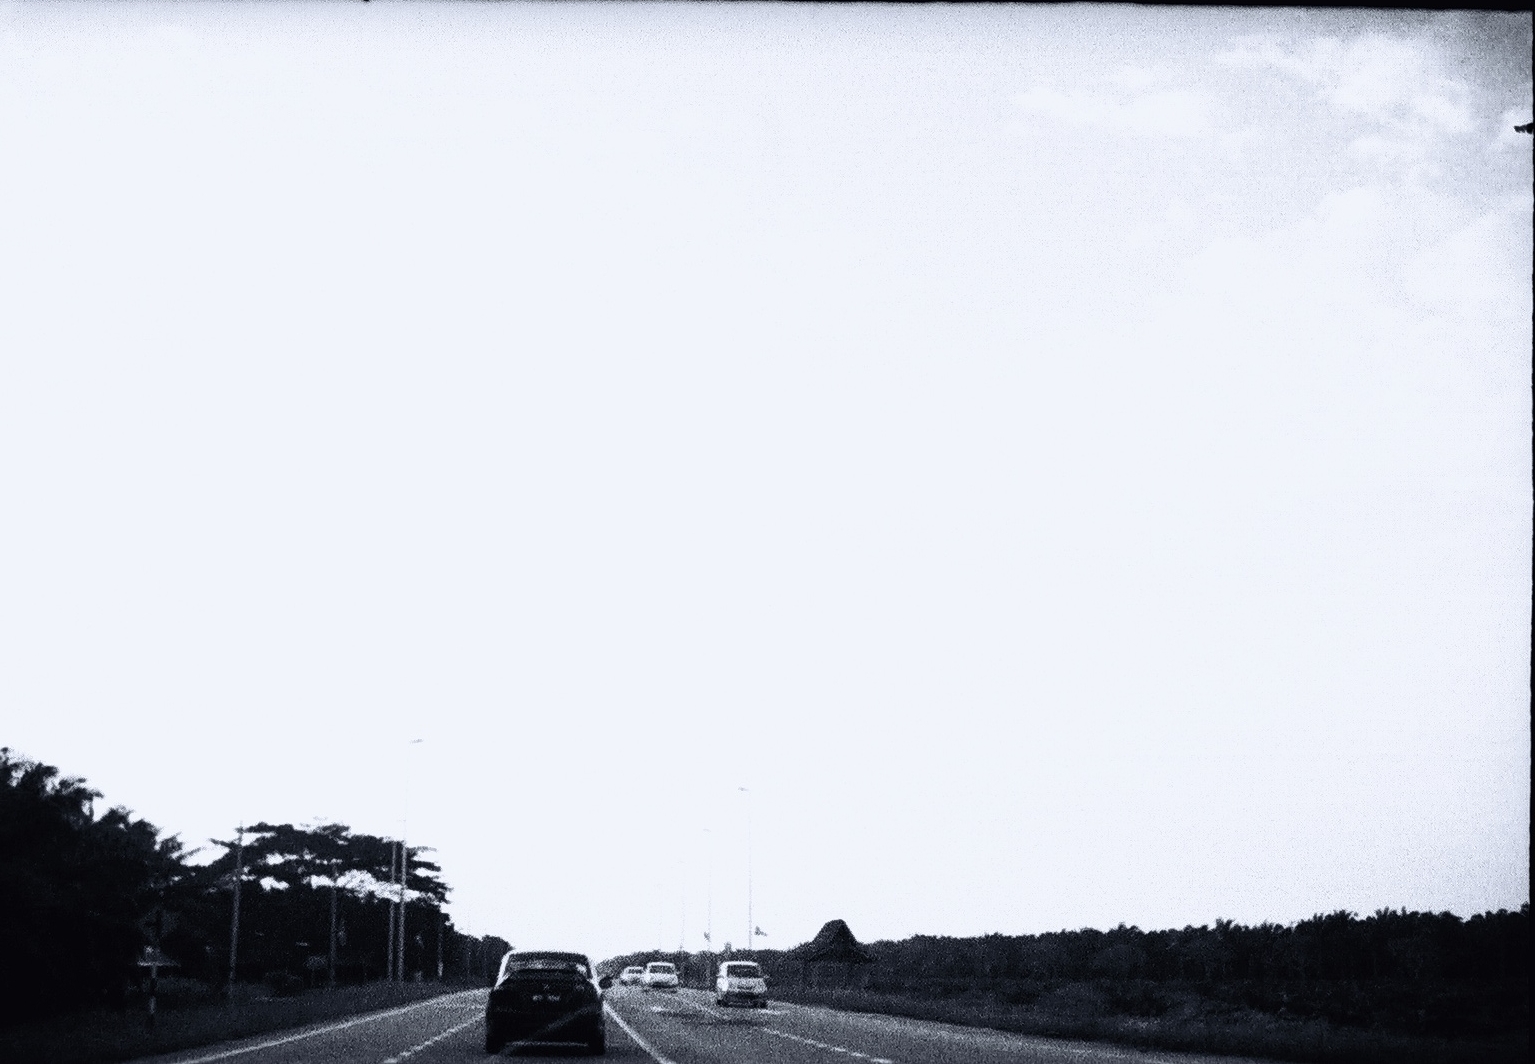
604,1002,679,1064
669,994,727,1021
758,1001,1185,1062
380,1013,481,1063
675,992,898,1063
779,1002,1196,1062
770,1002,1203,1063
764,1026,896,1062
151,992,481,1064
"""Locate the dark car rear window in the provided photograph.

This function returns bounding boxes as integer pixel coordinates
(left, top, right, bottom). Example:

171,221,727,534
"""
500,953,591,978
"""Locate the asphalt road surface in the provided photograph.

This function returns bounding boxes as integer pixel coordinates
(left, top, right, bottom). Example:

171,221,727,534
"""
132,986,1278,1064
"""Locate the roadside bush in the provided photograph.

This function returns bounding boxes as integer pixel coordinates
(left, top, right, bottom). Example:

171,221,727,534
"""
997,978,1046,1006
134,977,220,1011
262,972,306,997
1034,982,1108,1019
1101,979,1170,1017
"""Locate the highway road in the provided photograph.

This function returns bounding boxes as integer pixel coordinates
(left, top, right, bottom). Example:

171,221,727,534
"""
132,985,1278,1064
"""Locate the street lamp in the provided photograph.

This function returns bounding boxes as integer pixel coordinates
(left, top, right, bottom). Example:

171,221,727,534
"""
738,787,752,956
398,738,424,982
226,823,246,999
703,827,713,955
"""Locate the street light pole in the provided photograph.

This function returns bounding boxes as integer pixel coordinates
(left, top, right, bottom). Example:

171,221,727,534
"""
328,859,339,989
226,824,245,999
397,839,407,981
399,738,423,983
738,787,752,956
385,841,397,981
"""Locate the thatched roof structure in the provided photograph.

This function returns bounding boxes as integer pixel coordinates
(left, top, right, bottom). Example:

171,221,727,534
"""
792,919,874,964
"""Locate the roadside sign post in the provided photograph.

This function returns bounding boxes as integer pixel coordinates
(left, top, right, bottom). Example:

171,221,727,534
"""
145,908,164,1031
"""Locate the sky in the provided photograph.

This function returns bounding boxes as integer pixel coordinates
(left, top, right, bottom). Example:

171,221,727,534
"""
1,2,1530,965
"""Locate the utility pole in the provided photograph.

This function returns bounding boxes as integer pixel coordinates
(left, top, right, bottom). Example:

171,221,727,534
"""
386,841,397,981
226,825,244,999
739,788,752,956
328,860,339,989
398,738,422,983
436,909,444,981
702,826,714,979
397,842,408,981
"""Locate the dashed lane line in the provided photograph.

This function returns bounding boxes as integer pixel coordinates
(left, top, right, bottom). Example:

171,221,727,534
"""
677,997,726,1021
762,1026,894,1062
763,1008,1202,1064
664,996,896,1064
146,992,482,1064
381,1013,482,1063
670,991,1213,1064
604,1002,680,1064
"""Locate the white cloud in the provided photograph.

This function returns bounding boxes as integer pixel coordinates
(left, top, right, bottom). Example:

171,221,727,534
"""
1163,198,1196,225
1014,85,1214,138
1402,192,1535,321
1218,31,1475,167
1331,37,1433,120
1174,181,1481,348
148,24,199,55
1315,185,1388,228
1349,132,1422,166
1105,65,1160,92
1407,88,1471,134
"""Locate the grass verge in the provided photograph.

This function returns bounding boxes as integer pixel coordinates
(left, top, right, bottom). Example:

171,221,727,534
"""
771,986,1528,1064
0,980,478,1064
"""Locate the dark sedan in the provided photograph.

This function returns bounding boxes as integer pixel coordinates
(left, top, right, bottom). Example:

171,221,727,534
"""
485,950,609,1055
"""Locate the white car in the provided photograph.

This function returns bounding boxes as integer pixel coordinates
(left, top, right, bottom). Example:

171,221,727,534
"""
619,966,645,986
715,960,768,1007
641,961,679,992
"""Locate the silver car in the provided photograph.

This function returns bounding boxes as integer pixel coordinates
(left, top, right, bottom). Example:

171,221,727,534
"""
641,960,679,992
714,960,767,1007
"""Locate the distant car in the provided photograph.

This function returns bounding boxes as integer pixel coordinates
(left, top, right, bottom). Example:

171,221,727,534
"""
641,960,679,992
715,960,768,1008
485,950,610,1056
619,966,645,986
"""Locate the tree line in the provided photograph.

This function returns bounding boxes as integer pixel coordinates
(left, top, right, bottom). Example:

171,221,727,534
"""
715,910,1526,1040
604,908,1526,1041
609,910,1526,989
853,910,1528,986
0,748,509,1028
